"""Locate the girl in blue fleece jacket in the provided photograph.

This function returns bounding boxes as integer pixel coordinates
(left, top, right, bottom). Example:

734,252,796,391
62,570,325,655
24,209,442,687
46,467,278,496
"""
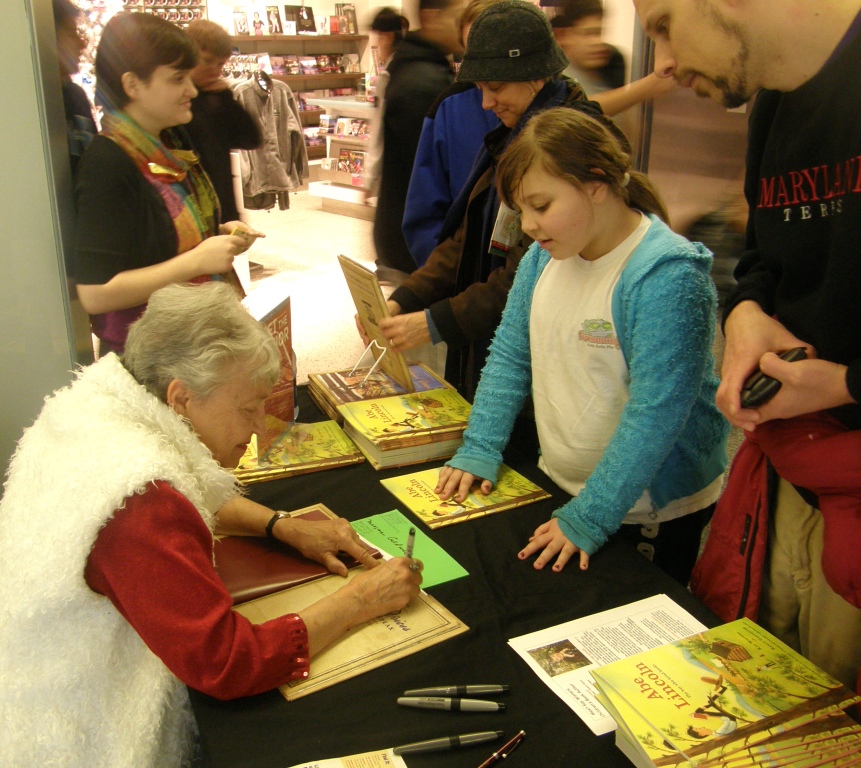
436,108,728,585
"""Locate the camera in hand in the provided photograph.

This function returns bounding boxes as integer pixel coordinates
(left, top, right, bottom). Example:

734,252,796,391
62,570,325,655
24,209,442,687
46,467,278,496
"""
740,347,808,409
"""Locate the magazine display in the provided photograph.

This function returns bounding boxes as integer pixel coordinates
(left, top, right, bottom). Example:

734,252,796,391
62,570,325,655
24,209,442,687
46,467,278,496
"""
590,618,861,767
381,464,551,529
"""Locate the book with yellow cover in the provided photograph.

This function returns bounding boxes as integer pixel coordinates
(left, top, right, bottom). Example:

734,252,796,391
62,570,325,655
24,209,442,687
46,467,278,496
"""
380,464,551,529
337,388,471,469
234,420,363,484
338,254,413,392
308,362,449,425
590,618,861,767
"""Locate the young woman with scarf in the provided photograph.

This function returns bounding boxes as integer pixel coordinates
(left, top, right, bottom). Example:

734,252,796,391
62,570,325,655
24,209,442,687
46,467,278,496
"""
72,13,258,355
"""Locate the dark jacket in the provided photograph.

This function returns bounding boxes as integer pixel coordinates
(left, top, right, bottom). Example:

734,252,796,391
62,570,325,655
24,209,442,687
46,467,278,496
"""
373,32,455,274
186,87,261,223
390,78,601,399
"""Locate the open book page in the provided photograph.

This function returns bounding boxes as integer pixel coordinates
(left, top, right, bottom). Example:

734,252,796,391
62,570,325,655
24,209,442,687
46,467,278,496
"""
508,595,707,736
381,464,551,529
287,750,407,768
337,255,414,392
235,567,467,700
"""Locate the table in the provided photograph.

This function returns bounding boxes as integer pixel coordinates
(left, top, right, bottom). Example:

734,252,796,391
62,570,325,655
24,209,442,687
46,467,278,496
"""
189,391,717,768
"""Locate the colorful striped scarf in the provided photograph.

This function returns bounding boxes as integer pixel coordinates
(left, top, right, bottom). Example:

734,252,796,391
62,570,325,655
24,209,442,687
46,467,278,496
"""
101,110,220,254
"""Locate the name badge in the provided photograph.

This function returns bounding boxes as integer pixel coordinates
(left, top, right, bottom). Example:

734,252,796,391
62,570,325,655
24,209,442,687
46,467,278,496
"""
489,202,522,258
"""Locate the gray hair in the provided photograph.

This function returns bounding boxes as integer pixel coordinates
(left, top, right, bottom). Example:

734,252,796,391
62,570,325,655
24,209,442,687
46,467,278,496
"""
123,282,281,402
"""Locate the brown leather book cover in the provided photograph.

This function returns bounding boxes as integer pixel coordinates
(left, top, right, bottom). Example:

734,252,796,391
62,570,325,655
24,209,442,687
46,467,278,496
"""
214,504,378,604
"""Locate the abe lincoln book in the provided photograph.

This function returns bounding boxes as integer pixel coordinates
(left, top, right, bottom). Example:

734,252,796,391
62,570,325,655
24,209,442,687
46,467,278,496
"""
381,464,551,529
590,618,861,768
308,362,449,424
337,254,414,392
213,504,378,604
233,420,364,485
337,389,471,470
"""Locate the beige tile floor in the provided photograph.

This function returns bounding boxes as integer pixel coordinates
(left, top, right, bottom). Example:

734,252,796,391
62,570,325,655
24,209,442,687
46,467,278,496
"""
241,191,375,385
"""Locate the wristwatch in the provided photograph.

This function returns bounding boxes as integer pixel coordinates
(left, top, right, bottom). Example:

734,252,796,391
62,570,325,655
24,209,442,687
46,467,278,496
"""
265,511,289,539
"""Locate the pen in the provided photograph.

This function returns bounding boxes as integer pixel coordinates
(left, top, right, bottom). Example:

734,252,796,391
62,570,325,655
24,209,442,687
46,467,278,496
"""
404,685,510,697
476,730,526,768
393,730,503,756
404,526,416,559
397,697,505,712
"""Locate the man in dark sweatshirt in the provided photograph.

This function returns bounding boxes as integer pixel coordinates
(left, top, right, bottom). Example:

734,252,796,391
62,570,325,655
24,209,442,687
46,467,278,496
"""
635,0,861,695
372,0,463,283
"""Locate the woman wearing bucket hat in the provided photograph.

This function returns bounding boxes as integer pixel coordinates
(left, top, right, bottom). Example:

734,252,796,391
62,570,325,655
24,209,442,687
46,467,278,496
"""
374,0,603,400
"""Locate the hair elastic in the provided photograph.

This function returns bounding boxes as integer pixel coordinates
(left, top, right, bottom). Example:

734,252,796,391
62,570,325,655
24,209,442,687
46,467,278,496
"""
622,172,631,187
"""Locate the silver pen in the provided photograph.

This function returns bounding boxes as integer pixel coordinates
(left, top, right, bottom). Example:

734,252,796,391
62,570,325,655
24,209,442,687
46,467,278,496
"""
397,696,506,712
393,730,503,755
404,526,416,559
404,685,509,697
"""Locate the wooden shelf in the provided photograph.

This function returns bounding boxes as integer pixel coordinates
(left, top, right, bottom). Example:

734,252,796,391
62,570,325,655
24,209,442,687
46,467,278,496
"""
230,34,368,44
298,107,324,126
271,73,364,87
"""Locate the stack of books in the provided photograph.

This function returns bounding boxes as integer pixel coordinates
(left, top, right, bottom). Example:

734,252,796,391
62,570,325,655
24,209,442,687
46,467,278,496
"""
337,388,471,469
234,420,364,485
590,618,861,767
308,361,449,425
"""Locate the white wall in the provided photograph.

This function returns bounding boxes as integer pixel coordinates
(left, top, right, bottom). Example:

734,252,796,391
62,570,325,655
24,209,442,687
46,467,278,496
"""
0,0,77,475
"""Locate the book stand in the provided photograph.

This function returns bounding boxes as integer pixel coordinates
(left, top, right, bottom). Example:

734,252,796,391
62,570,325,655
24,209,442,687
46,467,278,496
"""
349,339,388,386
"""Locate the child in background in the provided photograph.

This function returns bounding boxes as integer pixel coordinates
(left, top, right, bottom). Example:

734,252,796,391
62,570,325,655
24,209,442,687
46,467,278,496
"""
436,108,728,585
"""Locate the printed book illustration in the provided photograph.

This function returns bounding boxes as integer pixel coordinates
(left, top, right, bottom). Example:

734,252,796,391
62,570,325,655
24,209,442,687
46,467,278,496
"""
233,6,249,34
234,420,364,484
335,2,357,34
214,504,379,604
265,5,283,33
241,290,294,455
337,389,471,470
337,254,414,392
590,618,861,767
381,464,551,529
308,362,449,424
284,4,316,34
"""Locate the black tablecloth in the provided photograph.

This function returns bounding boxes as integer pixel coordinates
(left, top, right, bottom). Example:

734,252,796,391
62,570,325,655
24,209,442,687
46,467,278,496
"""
189,389,717,768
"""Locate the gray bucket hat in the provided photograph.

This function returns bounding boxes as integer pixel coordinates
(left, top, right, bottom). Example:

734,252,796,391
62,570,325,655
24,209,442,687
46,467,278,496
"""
458,0,569,83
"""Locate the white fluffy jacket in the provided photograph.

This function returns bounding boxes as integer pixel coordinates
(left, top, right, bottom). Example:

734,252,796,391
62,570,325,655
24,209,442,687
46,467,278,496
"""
0,354,239,768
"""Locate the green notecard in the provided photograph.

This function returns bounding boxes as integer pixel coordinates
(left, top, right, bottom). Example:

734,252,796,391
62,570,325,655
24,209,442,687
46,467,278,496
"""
351,509,468,588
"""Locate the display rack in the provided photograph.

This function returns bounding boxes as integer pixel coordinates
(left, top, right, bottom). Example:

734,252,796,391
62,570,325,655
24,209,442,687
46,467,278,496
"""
229,35,368,162
304,95,375,220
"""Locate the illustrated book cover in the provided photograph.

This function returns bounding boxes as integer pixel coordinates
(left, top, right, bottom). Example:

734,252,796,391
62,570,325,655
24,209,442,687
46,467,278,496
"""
337,388,471,470
241,288,295,455
590,618,861,767
235,562,468,700
308,362,449,424
335,2,357,34
233,6,250,34
381,464,551,529
234,420,364,485
337,254,414,392
214,504,379,604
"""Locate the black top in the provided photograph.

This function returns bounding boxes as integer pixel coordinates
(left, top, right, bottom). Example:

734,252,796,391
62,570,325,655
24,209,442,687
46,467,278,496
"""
185,88,261,223
725,22,861,426
72,136,178,285
374,33,455,274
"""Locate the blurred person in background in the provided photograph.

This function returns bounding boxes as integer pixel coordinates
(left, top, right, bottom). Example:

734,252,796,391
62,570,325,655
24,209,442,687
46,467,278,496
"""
185,19,262,224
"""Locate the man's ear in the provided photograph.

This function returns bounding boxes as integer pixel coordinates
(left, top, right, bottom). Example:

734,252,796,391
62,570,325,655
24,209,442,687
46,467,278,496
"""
166,378,192,417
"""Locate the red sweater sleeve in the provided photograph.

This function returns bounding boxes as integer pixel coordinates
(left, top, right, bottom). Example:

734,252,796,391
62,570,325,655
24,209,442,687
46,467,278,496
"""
85,480,310,700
